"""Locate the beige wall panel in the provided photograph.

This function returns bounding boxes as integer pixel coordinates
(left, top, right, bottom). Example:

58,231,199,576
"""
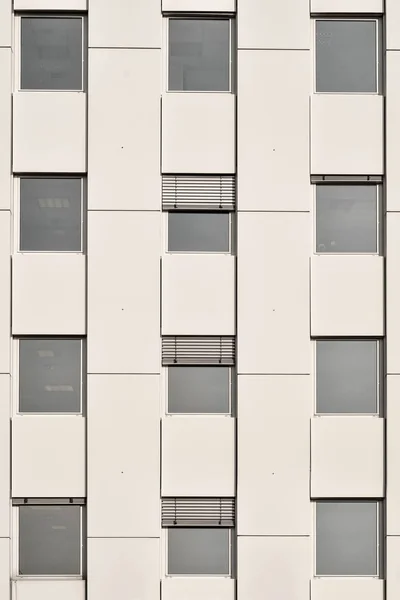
237,537,310,600
387,537,400,598
162,417,235,496
238,212,311,374
387,53,400,210
387,214,400,372
311,95,383,175
14,0,86,8
311,417,384,498
162,254,235,335
12,416,85,497
163,0,235,10
238,51,310,211
311,0,383,11
162,578,235,600
238,375,311,535
310,255,384,337
89,0,161,48
12,580,85,600
87,375,160,537
387,376,400,534
0,540,9,600
0,377,10,537
162,93,235,174
0,1,11,46
87,538,159,600
12,254,85,335
387,2,400,49
0,50,11,209
238,0,309,49
0,213,10,372
87,212,160,374
88,49,161,211
13,93,86,173
311,578,384,600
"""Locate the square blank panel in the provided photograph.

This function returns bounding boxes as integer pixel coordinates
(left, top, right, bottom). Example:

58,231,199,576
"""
316,185,378,253
169,19,230,92
19,506,81,575
21,17,83,91
20,178,82,252
316,341,377,414
316,20,377,93
19,339,81,413
168,528,230,575
168,366,230,413
168,212,230,252
316,502,378,576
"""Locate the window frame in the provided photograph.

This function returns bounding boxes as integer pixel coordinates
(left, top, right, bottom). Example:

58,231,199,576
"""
13,337,85,416
15,14,86,93
14,175,85,254
312,17,382,95
313,182,382,256
164,15,235,94
314,500,381,578
164,210,234,255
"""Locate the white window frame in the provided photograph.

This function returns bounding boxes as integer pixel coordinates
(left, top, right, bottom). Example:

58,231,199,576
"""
163,15,235,94
13,176,85,254
312,18,381,95
313,339,381,417
313,182,381,256
313,501,381,578
12,503,84,580
12,338,84,416
14,14,86,93
164,211,234,255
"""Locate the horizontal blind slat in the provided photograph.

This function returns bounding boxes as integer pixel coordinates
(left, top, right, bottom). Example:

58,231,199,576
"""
162,497,235,527
162,336,236,365
162,175,236,211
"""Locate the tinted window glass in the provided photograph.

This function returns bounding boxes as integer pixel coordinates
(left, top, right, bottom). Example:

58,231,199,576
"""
19,506,81,575
20,178,82,252
19,339,82,413
316,20,377,93
168,213,230,252
168,366,230,413
316,502,378,576
316,341,377,414
316,185,377,253
168,528,230,575
169,19,230,91
21,17,83,90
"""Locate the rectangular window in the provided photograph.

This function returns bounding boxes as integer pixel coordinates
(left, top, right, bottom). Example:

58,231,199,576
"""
167,366,232,414
168,18,232,92
167,212,231,253
316,340,379,415
167,528,231,576
316,502,379,576
315,184,379,254
18,339,83,414
18,505,82,576
19,178,83,252
315,19,379,93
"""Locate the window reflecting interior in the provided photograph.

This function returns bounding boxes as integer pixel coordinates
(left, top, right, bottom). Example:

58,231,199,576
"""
168,528,230,575
168,212,230,252
168,366,230,414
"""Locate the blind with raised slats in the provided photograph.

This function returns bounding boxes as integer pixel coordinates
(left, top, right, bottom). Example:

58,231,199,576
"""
162,175,236,211
162,336,236,365
162,497,235,527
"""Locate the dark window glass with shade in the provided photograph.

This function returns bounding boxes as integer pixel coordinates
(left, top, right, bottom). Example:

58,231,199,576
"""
168,366,231,414
168,528,230,575
168,212,230,252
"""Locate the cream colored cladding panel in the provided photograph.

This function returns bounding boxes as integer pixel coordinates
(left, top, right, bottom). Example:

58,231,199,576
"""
12,416,85,497
0,540,9,600
238,51,310,211
311,417,384,498
13,93,86,173
87,375,160,537
163,0,234,10
238,0,309,49
238,537,310,600
14,0,86,8
162,94,235,174
0,0,11,46
0,50,11,209
88,49,160,211
89,0,160,48
311,579,384,600
162,579,235,600
386,53,400,210
311,0,383,11
310,256,384,337
387,1,400,49
387,214,400,372
12,580,85,600
162,417,235,497
387,376,400,534
238,212,311,374
12,254,85,335
311,95,383,175
387,537,400,599
162,255,235,336
88,539,159,600
0,377,10,537
87,212,160,374
0,213,10,372
238,375,311,536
